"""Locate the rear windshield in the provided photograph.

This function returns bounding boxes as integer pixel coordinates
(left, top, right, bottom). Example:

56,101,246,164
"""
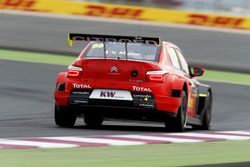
83,42,160,62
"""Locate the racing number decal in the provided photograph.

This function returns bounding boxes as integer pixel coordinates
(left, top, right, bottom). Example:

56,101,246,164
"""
92,43,104,48
187,14,245,29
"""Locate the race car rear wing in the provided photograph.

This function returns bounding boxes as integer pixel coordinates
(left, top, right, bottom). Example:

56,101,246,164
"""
67,33,161,47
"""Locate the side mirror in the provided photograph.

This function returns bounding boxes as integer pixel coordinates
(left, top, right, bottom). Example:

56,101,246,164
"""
190,66,205,77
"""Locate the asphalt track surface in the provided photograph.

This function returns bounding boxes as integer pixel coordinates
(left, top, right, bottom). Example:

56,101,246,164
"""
0,13,250,72
0,12,250,138
1,59,250,138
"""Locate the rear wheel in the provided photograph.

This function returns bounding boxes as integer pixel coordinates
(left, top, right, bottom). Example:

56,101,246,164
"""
165,90,187,132
54,105,77,128
84,115,103,128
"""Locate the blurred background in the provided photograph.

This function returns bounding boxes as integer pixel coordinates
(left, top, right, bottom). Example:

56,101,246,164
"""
73,0,250,15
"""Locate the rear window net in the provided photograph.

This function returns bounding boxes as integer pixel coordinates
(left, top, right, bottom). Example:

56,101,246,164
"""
84,42,160,62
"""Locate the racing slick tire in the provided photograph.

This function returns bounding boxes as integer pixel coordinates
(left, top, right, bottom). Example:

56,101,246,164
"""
165,90,187,132
193,91,212,130
84,115,103,128
54,105,77,128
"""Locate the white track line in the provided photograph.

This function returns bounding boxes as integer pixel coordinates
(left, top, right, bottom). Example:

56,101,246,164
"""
1,131,250,149
217,131,250,135
0,139,77,148
44,137,145,146
170,133,250,140
113,135,203,143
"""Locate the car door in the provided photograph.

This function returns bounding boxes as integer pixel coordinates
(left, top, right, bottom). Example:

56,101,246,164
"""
174,48,199,118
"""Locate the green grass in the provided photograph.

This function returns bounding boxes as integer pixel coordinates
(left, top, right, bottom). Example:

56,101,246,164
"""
0,49,74,66
0,140,250,167
0,49,250,85
199,70,250,86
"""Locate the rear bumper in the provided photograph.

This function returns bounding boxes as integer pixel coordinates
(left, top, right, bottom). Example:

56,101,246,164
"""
55,88,181,118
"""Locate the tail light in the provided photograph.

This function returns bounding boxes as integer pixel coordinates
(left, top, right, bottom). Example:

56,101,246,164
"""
146,70,168,82
67,65,82,78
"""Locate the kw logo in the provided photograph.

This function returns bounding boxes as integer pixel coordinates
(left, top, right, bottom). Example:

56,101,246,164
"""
110,66,119,73
100,91,116,97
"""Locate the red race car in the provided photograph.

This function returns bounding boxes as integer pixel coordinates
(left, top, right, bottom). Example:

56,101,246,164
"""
54,33,212,132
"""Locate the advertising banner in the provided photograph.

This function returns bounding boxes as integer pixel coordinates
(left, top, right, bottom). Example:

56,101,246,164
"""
1,0,250,30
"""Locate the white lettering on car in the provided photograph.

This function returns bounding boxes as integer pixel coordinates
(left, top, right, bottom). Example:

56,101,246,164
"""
71,36,159,45
132,86,152,92
73,83,91,89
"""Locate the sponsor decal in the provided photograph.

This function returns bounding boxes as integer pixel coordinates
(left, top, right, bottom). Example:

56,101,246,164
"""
143,97,149,102
70,35,159,45
139,103,154,108
72,91,90,95
188,98,194,108
132,86,152,92
90,89,133,100
0,0,37,11
133,94,152,98
73,83,91,89
132,94,155,109
82,4,144,19
100,91,116,98
187,14,245,29
199,93,208,97
73,100,88,104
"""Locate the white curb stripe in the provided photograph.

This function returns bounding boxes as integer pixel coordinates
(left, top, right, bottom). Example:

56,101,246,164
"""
113,135,203,143
1,130,250,149
44,137,145,146
170,133,250,140
217,131,250,135
0,139,77,148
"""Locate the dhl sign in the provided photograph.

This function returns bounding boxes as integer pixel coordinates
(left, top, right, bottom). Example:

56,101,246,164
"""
78,4,143,19
188,14,246,29
1,0,250,30
0,0,37,10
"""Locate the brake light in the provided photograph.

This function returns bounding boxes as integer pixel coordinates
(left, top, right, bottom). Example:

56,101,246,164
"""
146,71,168,82
67,65,82,78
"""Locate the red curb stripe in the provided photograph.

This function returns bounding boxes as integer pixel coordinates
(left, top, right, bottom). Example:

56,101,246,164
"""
146,134,225,142
91,136,171,144
1,130,250,149
19,138,108,147
0,144,36,149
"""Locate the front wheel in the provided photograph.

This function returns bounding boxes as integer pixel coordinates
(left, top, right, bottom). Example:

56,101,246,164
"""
54,105,77,128
165,90,187,132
